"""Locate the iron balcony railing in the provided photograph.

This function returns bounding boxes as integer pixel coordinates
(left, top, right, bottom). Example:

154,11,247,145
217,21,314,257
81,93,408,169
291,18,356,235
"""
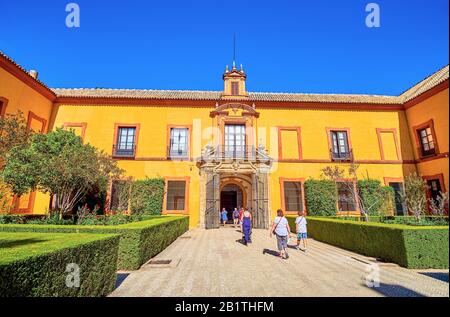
201,145,272,163
330,148,353,161
417,146,436,158
112,144,136,158
167,146,189,160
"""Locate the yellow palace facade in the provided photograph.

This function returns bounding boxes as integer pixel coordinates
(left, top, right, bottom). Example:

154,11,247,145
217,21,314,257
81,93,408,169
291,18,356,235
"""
1,51,449,228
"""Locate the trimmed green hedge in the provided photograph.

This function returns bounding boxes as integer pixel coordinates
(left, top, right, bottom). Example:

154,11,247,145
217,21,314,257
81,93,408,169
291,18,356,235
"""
0,232,119,297
0,216,189,270
304,179,337,216
287,216,449,268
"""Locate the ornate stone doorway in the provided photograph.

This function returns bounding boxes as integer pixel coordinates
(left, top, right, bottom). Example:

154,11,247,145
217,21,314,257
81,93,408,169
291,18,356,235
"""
200,167,270,229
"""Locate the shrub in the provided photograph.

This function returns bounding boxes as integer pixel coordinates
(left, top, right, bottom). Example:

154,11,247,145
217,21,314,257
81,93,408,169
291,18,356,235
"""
0,232,120,296
75,208,143,226
0,214,27,224
304,179,337,216
27,212,74,225
357,180,394,216
0,216,189,270
130,178,165,215
429,192,449,216
403,172,428,218
287,216,449,268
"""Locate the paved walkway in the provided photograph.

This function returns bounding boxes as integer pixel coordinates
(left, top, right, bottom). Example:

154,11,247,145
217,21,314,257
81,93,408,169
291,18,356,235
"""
110,227,449,297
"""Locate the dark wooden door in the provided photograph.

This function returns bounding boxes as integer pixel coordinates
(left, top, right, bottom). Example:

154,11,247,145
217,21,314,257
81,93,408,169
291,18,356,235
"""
205,172,220,229
252,172,269,229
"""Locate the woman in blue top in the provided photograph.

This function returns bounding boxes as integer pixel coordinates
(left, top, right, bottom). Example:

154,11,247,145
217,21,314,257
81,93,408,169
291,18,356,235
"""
221,208,228,225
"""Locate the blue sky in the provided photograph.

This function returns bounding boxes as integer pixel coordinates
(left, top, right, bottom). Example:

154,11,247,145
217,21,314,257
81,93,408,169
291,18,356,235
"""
0,0,448,95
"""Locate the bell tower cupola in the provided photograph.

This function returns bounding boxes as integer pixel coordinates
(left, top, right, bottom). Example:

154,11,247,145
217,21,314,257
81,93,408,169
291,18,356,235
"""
222,62,248,99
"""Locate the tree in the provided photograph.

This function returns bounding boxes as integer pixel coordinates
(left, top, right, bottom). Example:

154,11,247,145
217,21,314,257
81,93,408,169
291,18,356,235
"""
0,111,31,170
321,163,393,221
402,172,428,219
0,111,32,213
1,128,123,215
0,182,9,213
429,192,449,216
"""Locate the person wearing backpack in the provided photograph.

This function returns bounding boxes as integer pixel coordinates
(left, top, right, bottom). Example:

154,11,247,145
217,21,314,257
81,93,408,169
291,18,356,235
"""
270,209,291,259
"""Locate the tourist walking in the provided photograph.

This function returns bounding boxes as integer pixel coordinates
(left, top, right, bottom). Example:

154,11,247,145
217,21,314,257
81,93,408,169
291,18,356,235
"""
295,211,308,252
238,207,244,224
270,209,291,259
241,209,252,245
221,208,228,226
232,207,239,227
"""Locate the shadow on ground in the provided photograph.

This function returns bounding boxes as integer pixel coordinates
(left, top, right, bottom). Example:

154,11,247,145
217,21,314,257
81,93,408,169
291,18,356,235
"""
115,273,130,289
263,249,280,257
366,283,426,297
419,272,449,283
0,238,46,249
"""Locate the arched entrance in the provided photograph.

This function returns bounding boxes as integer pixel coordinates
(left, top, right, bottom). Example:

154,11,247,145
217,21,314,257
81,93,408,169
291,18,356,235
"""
220,184,242,222
219,175,252,224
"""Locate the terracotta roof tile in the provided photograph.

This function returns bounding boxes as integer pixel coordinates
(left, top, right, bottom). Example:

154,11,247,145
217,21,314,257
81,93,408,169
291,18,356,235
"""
2,50,447,105
52,88,223,100
53,65,449,105
53,88,405,104
0,50,54,97
400,65,449,102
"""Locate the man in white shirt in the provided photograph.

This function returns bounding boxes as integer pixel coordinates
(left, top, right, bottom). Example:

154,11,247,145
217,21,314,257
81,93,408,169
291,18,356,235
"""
295,211,308,252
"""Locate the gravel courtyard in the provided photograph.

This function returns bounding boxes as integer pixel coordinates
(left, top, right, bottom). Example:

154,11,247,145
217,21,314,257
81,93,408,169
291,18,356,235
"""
110,227,449,297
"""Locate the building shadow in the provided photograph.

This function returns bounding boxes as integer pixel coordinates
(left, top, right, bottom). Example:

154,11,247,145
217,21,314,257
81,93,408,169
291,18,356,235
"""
0,238,46,249
419,272,449,283
366,283,426,297
115,273,130,289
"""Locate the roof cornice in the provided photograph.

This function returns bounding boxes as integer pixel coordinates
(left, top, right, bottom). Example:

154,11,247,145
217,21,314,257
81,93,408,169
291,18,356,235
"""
0,51,56,101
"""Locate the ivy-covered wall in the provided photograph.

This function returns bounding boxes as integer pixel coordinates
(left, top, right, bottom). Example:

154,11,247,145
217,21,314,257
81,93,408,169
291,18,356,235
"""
304,179,338,216
110,177,165,215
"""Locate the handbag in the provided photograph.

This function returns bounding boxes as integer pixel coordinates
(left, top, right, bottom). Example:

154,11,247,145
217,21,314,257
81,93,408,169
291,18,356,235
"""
272,217,282,235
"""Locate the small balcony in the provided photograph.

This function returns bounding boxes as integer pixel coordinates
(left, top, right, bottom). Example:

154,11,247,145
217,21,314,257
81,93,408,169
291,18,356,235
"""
200,145,272,164
112,145,136,158
167,146,189,160
330,148,353,162
417,146,436,159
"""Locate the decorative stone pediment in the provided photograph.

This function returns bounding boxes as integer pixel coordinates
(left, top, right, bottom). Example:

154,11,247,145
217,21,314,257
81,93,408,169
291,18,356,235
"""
210,102,259,118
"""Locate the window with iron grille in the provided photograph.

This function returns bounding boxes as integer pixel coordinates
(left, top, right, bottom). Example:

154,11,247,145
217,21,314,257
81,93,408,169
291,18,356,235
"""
116,127,136,156
283,181,303,212
331,131,350,159
169,128,189,158
337,182,357,211
166,180,186,211
417,127,436,156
